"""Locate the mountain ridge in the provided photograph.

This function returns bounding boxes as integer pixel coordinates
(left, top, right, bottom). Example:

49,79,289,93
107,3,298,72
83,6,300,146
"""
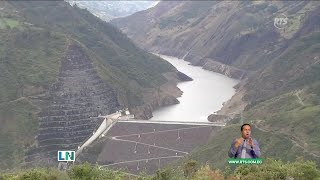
0,1,190,169
110,0,320,168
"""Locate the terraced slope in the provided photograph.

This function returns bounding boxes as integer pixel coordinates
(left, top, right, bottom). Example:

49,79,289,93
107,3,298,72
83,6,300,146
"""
0,1,187,170
25,43,121,166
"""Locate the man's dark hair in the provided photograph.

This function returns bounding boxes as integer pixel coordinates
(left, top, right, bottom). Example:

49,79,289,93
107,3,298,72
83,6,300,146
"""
241,123,251,131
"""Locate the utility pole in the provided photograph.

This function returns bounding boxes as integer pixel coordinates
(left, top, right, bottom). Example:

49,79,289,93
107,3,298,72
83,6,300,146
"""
240,111,243,125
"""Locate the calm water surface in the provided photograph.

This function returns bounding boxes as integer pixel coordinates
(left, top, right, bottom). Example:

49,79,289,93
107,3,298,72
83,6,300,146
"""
150,54,239,122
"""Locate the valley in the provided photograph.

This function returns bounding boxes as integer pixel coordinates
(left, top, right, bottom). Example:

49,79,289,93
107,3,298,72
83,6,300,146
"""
0,1,319,179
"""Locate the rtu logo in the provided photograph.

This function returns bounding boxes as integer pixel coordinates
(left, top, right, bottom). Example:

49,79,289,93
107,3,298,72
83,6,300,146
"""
58,151,75,162
274,14,288,29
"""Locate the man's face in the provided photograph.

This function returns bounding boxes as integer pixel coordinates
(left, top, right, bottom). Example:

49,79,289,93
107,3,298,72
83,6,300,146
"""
241,125,251,139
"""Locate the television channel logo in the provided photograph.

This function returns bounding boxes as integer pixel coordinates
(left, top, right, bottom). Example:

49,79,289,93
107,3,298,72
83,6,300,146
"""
274,14,288,29
58,151,75,162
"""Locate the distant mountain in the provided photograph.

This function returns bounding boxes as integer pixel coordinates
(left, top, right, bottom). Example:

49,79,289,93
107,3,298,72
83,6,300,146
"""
112,1,319,78
68,1,159,21
0,1,187,169
111,1,320,168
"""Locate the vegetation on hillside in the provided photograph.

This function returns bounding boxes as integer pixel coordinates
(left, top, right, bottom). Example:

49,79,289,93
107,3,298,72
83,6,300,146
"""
188,30,320,169
0,98,38,169
8,1,176,104
0,1,176,170
239,31,320,159
1,0,319,175
1,159,320,180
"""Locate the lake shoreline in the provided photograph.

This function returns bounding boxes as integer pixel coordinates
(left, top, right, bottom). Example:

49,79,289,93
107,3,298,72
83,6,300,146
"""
150,54,239,122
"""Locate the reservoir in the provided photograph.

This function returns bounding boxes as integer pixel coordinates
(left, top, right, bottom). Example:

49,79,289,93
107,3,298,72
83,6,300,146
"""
150,54,239,122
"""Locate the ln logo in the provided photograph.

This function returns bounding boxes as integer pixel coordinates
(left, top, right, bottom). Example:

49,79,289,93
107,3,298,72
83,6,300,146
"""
58,151,75,162
274,14,288,29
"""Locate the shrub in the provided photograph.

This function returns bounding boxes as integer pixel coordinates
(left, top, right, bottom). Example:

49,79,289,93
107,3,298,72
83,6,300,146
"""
67,163,125,180
183,160,198,178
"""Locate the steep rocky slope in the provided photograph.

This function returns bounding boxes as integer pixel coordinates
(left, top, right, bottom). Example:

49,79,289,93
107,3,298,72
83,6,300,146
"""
112,1,319,79
25,42,122,166
0,1,190,169
111,0,320,168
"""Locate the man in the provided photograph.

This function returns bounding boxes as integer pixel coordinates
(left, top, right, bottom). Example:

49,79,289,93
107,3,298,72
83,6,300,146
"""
228,123,261,158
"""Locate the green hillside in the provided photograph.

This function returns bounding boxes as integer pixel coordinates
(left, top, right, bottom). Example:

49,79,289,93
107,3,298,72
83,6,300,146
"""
243,31,320,103
0,98,38,169
188,31,320,169
111,1,320,76
112,1,320,168
8,1,176,104
110,0,320,171
1,0,319,174
1,160,320,180
242,31,320,156
0,1,176,170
